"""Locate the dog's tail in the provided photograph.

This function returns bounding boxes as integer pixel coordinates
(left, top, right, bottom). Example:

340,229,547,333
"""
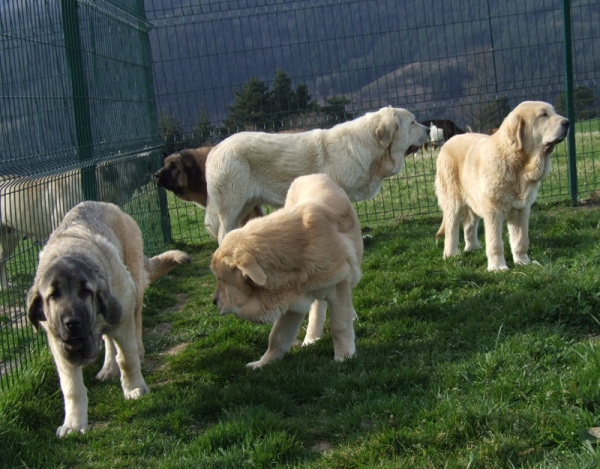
145,250,191,283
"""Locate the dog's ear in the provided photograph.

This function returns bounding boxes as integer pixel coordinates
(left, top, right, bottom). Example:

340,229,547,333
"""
26,286,46,332
182,152,205,187
504,114,524,151
375,110,399,148
96,280,123,325
236,253,267,287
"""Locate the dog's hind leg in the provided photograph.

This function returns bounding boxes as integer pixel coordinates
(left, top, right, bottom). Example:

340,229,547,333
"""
302,300,327,346
463,208,482,252
96,336,120,381
442,204,463,258
507,206,531,265
328,280,357,362
247,310,306,369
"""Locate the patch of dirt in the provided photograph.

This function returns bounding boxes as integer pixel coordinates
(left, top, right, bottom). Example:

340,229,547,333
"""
153,323,172,335
165,343,188,356
163,293,189,314
313,441,333,452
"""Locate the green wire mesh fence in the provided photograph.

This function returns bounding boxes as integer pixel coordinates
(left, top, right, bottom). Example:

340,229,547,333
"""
1,0,599,389
0,0,170,390
146,0,599,236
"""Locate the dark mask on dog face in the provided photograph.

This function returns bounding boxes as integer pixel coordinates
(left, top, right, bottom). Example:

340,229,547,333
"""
27,256,123,366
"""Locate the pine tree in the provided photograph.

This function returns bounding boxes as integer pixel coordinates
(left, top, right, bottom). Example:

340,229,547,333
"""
158,113,185,155
190,105,214,147
224,77,271,131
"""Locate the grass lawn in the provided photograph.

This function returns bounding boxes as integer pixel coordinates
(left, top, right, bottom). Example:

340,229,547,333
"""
3,200,600,468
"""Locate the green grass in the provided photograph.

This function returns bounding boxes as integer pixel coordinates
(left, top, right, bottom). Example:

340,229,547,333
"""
4,203,600,467
575,118,600,134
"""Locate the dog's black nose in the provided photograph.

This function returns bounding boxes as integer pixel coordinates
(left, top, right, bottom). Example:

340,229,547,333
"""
63,317,81,330
212,297,218,306
562,119,570,129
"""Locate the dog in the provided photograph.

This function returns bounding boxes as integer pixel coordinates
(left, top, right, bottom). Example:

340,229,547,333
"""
211,174,363,368
0,156,153,289
420,119,465,150
205,106,430,242
435,101,570,271
154,146,263,220
27,201,191,437
428,123,445,150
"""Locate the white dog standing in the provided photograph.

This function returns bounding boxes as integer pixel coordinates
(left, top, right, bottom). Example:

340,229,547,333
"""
204,106,430,243
435,101,570,271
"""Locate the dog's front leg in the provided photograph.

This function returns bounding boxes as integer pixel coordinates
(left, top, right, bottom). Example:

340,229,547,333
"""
302,300,327,346
247,310,306,369
507,206,531,265
328,280,357,362
112,319,148,399
52,353,89,437
483,212,508,271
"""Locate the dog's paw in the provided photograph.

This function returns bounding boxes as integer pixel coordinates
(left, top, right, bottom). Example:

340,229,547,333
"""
95,366,120,381
124,385,149,400
56,425,86,438
334,350,355,362
246,360,264,369
464,241,482,252
487,256,509,271
302,337,321,347
513,254,531,265
443,249,460,258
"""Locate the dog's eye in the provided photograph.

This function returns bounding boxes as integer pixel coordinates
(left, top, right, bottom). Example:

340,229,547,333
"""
48,290,60,299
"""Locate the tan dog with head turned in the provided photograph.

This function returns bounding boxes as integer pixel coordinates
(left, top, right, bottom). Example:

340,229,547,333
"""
211,174,363,368
435,101,570,270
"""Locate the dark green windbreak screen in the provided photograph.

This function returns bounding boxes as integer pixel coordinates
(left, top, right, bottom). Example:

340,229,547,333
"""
0,0,170,390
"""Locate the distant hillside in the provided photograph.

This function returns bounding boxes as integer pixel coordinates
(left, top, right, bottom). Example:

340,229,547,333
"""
145,0,599,132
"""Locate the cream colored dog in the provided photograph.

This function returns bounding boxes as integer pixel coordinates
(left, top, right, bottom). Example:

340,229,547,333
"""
205,106,430,242
211,174,363,368
1,156,153,289
435,101,570,271
27,201,190,437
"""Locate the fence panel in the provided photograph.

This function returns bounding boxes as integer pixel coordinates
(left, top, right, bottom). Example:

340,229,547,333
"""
1,0,599,389
0,0,169,390
146,0,599,239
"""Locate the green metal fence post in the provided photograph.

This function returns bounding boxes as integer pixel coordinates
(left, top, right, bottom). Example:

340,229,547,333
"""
61,0,98,200
562,0,578,205
135,0,172,244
